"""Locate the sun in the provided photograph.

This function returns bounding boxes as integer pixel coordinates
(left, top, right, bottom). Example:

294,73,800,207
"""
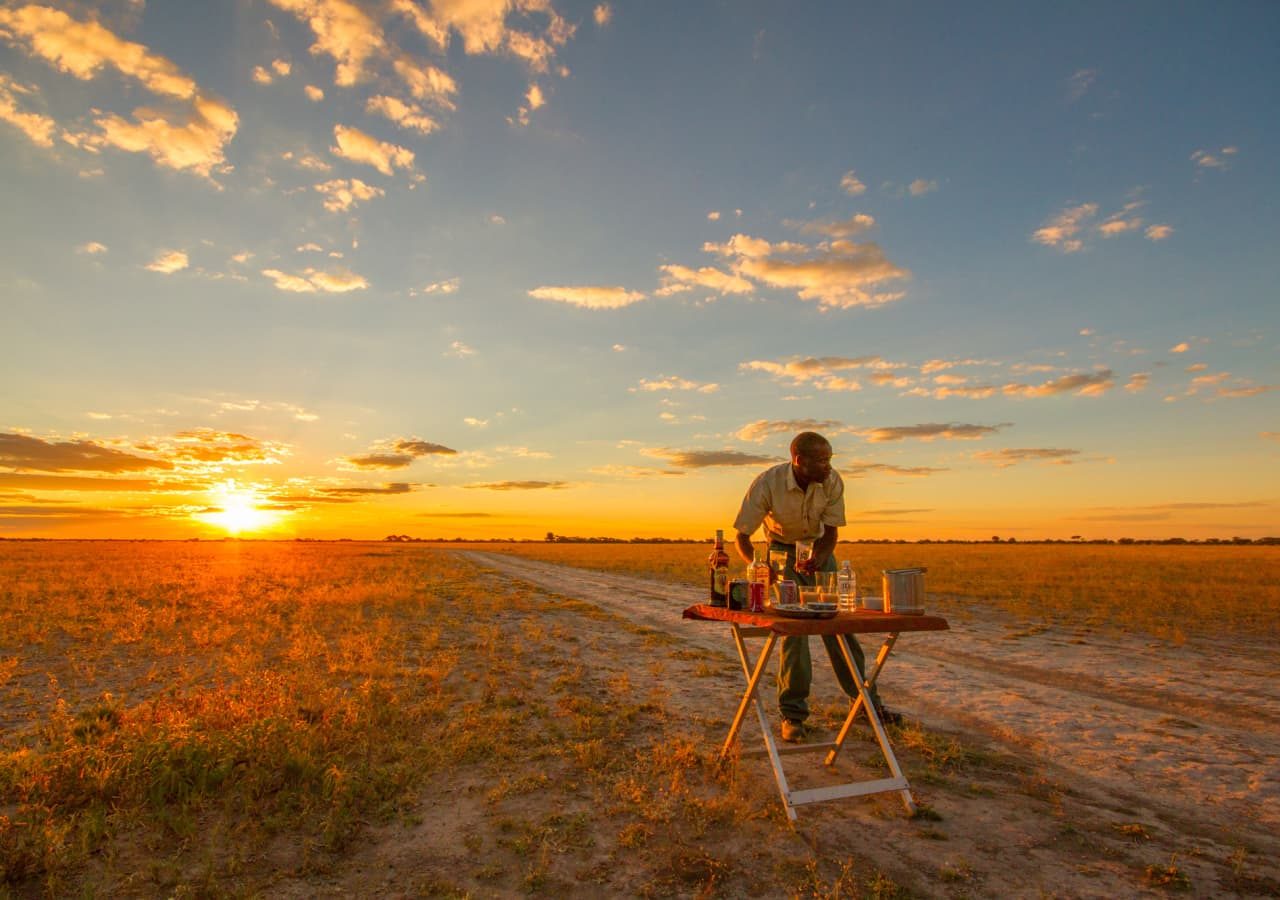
196,483,285,535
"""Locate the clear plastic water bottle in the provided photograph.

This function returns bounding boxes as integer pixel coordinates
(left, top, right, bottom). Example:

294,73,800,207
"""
837,560,856,611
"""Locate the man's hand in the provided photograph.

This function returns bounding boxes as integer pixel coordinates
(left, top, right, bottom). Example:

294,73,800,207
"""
734,532,755,567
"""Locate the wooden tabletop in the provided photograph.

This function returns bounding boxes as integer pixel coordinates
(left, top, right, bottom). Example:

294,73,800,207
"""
682,603,949,636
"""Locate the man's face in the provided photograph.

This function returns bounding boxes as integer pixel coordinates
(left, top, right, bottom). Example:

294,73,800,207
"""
793,442,833,485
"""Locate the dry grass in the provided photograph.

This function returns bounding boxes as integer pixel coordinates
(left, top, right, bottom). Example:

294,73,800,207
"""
0,541,916,897
464,541,1280,642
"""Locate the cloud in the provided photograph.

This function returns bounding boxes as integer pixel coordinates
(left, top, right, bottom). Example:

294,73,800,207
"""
0,432,171,473
654,264,753,297
305,84,324,101
1262,432,1280,443
464,417,487,427
841,462,947,479
908,178,937,196
145,250,189,274
261,266,368,293
314,177,384,212
1169,342,1190,353
707,210,720,221
1125,372,1151,393
840,170,866,195
589,464,684,478
701,233,910,309
0,8,239,178
974,448,1080,467
394,439,456,456
415,278,459,295
265,0,385,87
1032,203,1098,253
791,214,877,238
528,285,645,309
920,358,998,375
633,375,719,393
0,472,160,491
855,423,1006,443
1215,383,1276,399
733,419,847,443
366,94,439,134
1191,146,1237,170
391,0,575,75
1002,370,1115,398
594,4,612,26
158,429,287,466
342,452,414,470
446,340,475,357
640,448,780,468
330,124,414,175
0,5,196,98
1145,224,1173,241
741,355,904,391
0,74,56,146
463,480,568,490
77,241,108,255
252,65,275,85
391,56,458,107
278,482,416,503
1066,68,1097,102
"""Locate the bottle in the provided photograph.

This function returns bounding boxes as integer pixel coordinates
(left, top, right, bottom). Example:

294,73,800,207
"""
708,529,730,606
750,549,771,585
837,560,856,611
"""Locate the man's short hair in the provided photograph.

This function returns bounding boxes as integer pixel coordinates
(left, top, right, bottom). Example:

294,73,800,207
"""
790,431,831,458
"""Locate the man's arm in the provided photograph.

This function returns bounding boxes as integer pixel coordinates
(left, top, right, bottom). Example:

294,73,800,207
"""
734,532,755,567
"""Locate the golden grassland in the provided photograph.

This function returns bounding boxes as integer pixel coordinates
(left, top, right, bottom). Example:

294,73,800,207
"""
2,540,1276,896
464,541,1280,643
1,541,940,897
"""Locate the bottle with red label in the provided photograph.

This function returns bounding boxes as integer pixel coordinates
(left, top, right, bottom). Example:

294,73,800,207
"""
708,529,730,606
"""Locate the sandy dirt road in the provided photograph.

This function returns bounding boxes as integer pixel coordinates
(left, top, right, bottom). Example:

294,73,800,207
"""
462,550,1280,898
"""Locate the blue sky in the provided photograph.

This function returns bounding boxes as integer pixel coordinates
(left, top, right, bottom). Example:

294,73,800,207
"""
1,1,1277,539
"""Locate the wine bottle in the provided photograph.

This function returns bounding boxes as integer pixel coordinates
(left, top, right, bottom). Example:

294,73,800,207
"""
708,529,730,605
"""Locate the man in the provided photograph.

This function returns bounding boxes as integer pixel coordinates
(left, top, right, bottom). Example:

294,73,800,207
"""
732,431,900,743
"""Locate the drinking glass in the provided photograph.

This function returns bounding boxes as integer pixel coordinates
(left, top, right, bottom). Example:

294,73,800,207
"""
795,540,813,572
818,571,840,607
797,585,821,607
768,549,788,583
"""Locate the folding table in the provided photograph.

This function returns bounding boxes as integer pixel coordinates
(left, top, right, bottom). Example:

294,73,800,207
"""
682,603,949,820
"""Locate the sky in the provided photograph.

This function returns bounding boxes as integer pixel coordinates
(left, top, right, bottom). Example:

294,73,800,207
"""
1,0,1277,542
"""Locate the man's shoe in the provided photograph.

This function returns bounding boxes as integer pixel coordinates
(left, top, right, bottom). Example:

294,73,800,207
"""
780,720,808,743
874,704,904,727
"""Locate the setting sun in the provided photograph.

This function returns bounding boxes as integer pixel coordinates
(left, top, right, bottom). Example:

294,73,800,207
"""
196,483,285,535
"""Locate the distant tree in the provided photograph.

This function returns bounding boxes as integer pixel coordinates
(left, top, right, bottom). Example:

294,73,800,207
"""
546,531,555,542
991,535,1001,543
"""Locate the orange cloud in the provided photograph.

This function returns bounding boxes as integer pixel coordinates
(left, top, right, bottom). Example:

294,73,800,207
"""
528,285,645,309
0,432,172,473
1002,370,1114,398
366,95,439,134
792,214,877,238
314,177,384,212
261,266,368,293
330,124,414,175
856,423,1006,443
464,480,568,490
1032,203,1097,253
840,170,866,195
146,250,188,274
0,74,55,146
641,448,779,468
633,376,718,393
733,419,847,443
974,448,1080,467
265,0,385,86
655,263,753,297
0,5,196,98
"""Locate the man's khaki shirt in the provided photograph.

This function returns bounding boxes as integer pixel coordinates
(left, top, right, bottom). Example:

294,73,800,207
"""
733,461,846,544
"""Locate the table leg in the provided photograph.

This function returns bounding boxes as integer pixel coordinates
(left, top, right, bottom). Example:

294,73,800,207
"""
826,632,916,814
723,626,798,821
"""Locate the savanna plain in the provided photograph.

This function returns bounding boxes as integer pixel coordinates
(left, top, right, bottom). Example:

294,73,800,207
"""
1,540,1277,898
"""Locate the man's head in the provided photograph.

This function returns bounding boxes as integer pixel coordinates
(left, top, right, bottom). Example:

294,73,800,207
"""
790,432,833,486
